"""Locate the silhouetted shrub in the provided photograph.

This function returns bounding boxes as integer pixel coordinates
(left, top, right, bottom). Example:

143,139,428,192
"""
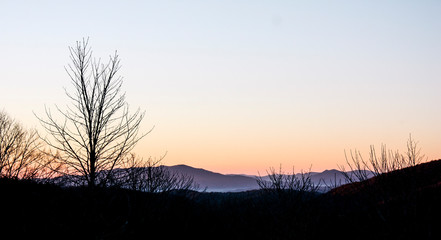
116,153,199,193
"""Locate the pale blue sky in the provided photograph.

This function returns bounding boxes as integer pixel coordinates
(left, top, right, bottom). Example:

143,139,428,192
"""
1,1,440,174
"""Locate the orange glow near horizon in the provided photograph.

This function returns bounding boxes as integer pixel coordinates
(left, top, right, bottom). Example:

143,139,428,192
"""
8,94,441,176
134,127,441,175
2,1,441,176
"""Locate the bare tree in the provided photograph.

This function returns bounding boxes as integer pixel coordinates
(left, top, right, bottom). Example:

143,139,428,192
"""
257,165,320,198
0,111,45,179
339,149,373,183
37,39,146,188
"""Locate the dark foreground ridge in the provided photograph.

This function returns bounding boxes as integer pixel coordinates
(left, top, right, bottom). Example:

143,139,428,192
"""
1,160,441,240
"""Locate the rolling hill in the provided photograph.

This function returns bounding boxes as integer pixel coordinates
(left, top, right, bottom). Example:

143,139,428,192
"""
1,160,441,239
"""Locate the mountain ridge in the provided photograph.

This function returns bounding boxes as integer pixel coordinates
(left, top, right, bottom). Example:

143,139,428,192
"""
165,164,260,192
163,164,368,192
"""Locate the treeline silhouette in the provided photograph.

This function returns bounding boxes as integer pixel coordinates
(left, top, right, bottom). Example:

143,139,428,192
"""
1,159,441,239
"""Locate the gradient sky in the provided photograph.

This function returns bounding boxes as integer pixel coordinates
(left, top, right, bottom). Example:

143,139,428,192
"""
1,1,440,174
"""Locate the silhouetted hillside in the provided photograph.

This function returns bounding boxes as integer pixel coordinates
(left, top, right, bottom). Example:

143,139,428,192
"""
321,159,441,239
330,159,441,196
1,160,440,239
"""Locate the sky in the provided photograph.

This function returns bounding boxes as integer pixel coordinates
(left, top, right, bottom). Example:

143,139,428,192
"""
1,0,440,175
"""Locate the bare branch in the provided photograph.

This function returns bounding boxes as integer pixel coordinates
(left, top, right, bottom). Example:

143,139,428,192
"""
36,39,147,188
